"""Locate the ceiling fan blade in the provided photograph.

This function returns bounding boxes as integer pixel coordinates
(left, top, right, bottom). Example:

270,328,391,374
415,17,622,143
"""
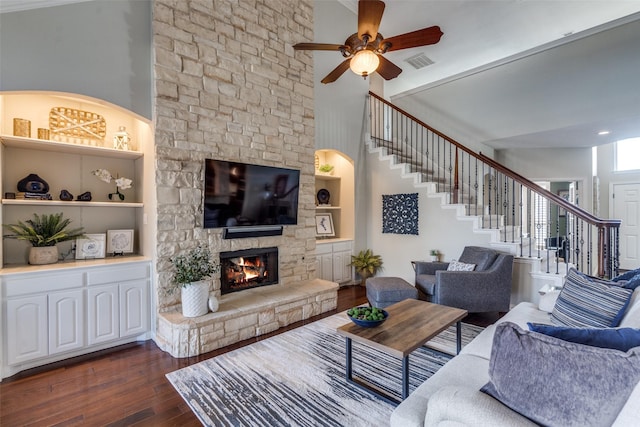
381,26,444,52
321,58,352,84
358,0,385,42
376,56,402,80
293,43,344,51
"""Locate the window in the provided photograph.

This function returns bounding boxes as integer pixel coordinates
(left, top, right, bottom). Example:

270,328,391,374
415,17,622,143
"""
615,137,640,172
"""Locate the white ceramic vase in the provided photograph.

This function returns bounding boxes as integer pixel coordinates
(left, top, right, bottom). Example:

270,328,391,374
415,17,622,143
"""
181,280,209,317
29,246,59,265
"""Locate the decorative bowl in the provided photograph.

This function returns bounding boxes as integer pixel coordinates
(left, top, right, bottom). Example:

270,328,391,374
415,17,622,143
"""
347,306,389,328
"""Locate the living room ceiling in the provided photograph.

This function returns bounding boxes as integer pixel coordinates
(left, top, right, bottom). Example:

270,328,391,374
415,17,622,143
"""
4,0,640,150
333,0,640,150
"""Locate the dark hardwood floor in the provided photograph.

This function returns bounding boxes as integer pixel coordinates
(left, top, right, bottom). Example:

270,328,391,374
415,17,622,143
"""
0,285,495,426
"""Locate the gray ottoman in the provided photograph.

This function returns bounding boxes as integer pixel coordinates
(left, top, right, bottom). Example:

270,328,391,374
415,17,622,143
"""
366,277,419,308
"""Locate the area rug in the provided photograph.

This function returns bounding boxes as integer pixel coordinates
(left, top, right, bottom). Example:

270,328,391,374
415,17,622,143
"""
166,313,483,427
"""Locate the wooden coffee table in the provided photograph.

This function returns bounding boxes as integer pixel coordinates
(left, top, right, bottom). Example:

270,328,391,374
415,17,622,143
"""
336,299,467,404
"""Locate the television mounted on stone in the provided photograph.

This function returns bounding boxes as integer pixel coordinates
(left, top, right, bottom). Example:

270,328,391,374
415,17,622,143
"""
204,159,300,231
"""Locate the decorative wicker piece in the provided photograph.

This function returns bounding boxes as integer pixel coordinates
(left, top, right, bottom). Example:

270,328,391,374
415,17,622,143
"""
49,107,106,140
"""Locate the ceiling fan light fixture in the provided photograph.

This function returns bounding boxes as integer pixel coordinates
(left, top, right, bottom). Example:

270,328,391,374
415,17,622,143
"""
349,49,380,78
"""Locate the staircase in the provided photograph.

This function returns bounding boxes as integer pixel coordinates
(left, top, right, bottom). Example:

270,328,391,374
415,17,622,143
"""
367,92,621,304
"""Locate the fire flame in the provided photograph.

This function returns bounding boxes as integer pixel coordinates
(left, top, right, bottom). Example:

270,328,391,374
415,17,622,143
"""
228,256,266,283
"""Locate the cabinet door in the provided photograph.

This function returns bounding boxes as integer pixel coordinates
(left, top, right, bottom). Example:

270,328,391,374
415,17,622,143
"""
6,295,48,364
119,280,149,338
87,285,119,345
333,251,354,283
49,289,85,355
332,252,346,283
336,250,353,284
319,253,334,282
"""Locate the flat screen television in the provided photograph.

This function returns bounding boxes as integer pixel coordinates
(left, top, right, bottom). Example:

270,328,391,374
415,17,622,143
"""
204,159,300,229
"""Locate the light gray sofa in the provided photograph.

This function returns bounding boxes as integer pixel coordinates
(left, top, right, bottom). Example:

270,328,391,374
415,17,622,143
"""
390,287,640,427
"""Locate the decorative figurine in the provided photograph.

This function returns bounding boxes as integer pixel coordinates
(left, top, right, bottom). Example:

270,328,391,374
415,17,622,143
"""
113,126,130,150
59,190,74,201
76,191,92,201
17,173,49,193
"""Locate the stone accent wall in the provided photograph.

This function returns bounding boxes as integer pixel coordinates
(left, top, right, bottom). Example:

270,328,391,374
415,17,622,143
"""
152,0,316,310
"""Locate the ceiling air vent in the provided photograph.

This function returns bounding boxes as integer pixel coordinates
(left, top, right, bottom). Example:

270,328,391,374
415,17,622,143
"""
405,53,434,70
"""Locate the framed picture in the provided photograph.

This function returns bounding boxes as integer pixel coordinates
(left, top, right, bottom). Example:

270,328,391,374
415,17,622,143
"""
315,213,335,237
75,233,106,259
558,190,570,201
107,229,134,255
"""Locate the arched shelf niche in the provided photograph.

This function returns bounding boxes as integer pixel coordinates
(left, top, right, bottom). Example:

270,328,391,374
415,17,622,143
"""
314,149,354,241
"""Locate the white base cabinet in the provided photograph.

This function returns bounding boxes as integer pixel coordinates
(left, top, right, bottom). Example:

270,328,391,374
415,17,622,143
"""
2,258,151,379
316,240,353,284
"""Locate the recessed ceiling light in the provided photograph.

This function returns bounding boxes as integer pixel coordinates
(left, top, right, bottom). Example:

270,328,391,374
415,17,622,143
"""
598,130,610,135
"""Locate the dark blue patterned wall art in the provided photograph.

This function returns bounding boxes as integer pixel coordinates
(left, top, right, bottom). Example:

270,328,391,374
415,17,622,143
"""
382,193,419,235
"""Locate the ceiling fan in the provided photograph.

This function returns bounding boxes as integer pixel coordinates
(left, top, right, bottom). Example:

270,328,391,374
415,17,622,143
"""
293,0,443,84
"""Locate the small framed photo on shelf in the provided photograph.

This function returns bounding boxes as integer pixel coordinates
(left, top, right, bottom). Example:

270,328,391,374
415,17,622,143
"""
315,213,335,237
106,229,134,256
75,234,106,260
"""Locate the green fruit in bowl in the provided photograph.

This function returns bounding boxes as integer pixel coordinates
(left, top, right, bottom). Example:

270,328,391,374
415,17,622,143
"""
348,306,387,321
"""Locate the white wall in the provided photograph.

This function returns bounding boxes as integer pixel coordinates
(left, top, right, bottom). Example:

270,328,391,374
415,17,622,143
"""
312,1,372,251
313,1,369,161
0,0,152,120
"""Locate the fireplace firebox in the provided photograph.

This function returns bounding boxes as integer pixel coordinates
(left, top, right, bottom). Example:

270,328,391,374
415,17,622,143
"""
219,247,278,294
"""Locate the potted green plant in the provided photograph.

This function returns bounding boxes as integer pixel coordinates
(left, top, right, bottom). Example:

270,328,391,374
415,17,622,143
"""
318,163,334,175
349,249,383,284
3,212,85,265
430,249,439,262
169,246,220,317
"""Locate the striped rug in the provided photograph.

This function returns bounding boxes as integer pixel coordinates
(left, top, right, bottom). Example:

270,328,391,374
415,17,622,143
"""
166,313,483,427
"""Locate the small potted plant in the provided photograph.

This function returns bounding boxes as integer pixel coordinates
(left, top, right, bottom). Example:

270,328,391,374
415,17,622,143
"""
349,249,383,285
3,212,85,265
169,246,220,317
430,249,439,262
318,163,334,175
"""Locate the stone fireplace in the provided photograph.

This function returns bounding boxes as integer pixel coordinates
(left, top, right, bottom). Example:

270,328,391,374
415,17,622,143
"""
220,247,279,294
152,0,339,359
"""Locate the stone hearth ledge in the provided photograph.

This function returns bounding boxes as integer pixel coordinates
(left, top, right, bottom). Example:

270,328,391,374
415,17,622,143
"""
155,278,339,358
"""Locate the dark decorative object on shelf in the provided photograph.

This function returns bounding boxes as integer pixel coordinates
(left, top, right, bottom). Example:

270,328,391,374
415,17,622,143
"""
17,173,49,193
5,192,16,199
317,188,330,205
77,191,92,201
59,190,74,201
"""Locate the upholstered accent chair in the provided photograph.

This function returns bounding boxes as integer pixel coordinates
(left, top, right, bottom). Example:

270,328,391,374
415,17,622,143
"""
411,246,514,313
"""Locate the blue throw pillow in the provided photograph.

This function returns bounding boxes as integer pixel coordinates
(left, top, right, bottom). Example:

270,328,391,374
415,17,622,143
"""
622,273,640,290
613,268,640,282
481,322,640,427
608,268,640,290
527,323,640,352
551,268,633,327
